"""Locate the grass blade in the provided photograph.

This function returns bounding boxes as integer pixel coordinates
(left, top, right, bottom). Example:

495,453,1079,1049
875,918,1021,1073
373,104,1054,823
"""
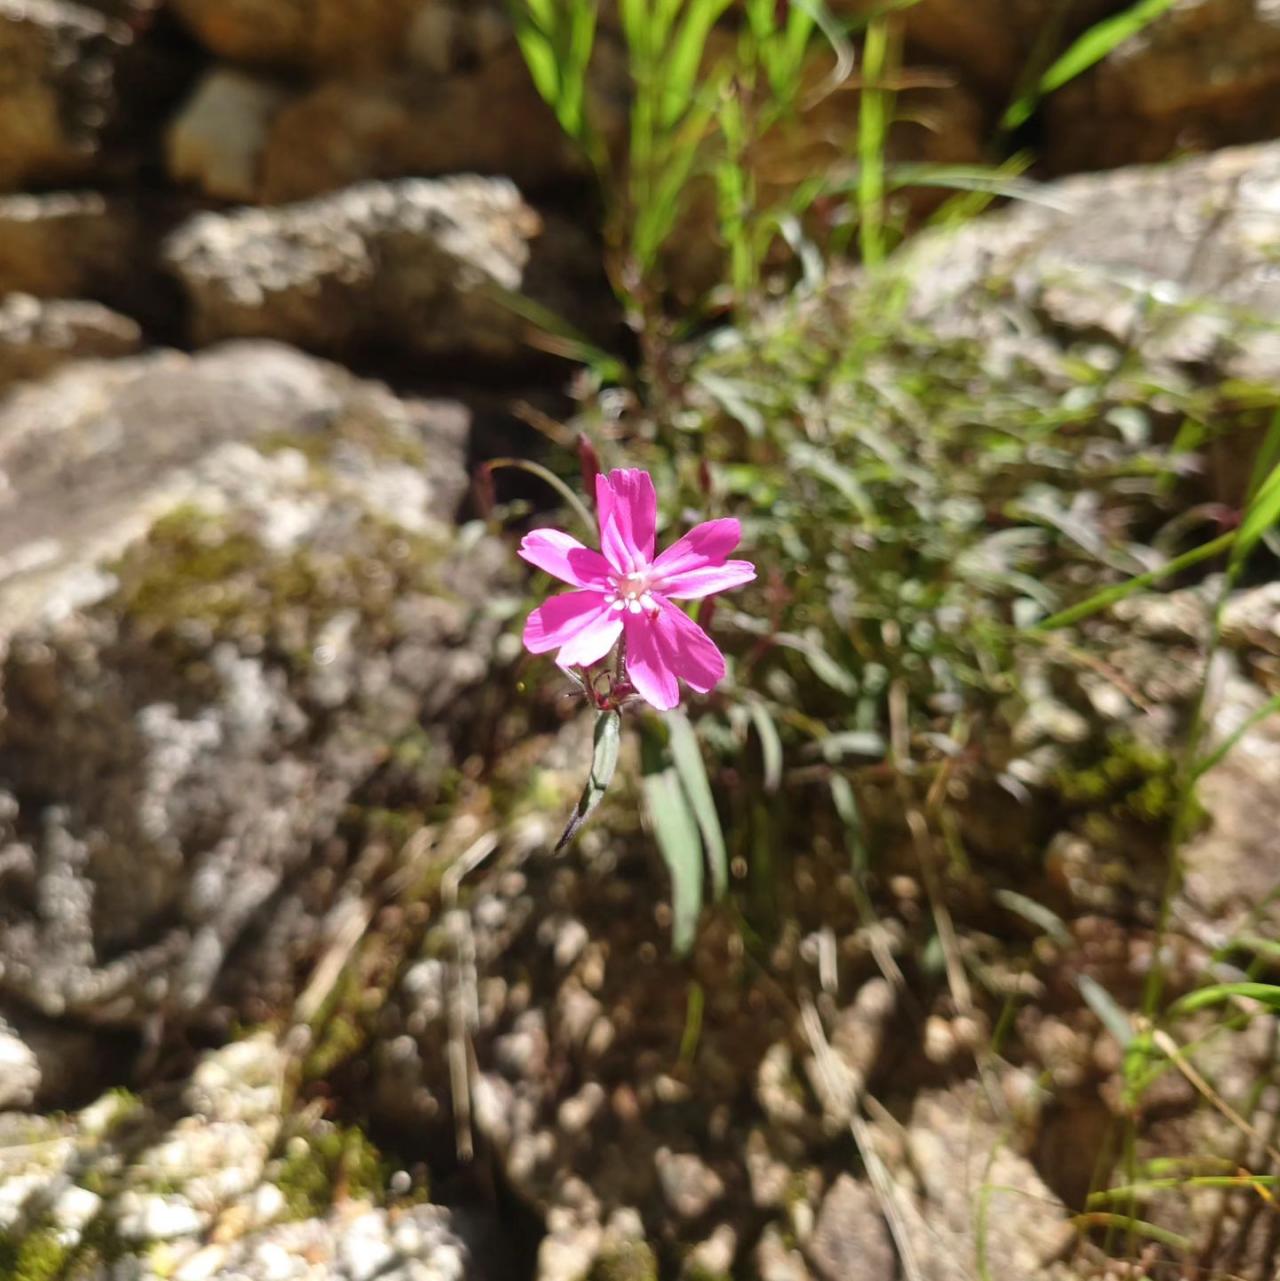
1069,1214,1191,1252
857,14,893,267
483,457,597,535
1233,456,1280,569
661,0,734,129
557,710,623,850
1002,0,1180,130
1168,982,1280,1019
667,709,728,900
747,700,783,792
1032,532,1235,632
1192,692,1280,780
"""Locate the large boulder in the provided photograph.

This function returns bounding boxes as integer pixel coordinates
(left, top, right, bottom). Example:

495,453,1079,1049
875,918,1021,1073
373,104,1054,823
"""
0,341,513,1040
163,176,607,365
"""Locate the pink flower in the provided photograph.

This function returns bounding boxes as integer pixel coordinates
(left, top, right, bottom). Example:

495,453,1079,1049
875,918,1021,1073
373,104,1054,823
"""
520,468,756,710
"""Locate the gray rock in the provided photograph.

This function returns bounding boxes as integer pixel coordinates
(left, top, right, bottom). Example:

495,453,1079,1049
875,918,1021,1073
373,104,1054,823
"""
0,1016,39,1108
806,1175,893,1281
889,1084,1075,1281
0,292,141,388
0,340,511,1035
897,142,1280,402
654,1148,725,1221
163,177,605,365
166,68,290,203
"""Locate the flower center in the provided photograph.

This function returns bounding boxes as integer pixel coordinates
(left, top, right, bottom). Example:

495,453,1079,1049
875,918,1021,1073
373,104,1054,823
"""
605,568,658,615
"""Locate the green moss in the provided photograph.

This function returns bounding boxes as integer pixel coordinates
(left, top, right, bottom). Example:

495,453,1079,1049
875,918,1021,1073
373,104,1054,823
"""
257,409,428,471
110,503,450,674
588,1240,659,1281
1054,736,1186,824
0,1228,73,1281
273,1123,391,1220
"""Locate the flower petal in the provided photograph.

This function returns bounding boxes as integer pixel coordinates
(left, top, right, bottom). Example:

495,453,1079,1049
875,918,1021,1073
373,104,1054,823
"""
623,609,679,710
596,469,656,572
657,559,756,600
655,596,727,692
523,590,613,654
519,528,612,588
556,609,623,667
622,595,728,709
652,518,741,579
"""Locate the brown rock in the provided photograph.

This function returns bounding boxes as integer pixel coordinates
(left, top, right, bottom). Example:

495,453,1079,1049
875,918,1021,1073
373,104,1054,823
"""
0,0,133,190
258,51,583,202
0,191,167,323
830,0,1119,95
1046,0,1280,173
170,0,509,74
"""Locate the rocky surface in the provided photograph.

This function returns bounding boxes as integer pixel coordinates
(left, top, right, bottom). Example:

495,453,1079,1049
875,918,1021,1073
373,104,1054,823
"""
0,1034,499,1279
0,1,1279,1276
896,141,1280,406
164,177,605,364
0,293,141,387
0,341,513,1051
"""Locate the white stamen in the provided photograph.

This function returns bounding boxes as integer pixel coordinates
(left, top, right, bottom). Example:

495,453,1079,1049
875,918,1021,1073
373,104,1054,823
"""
611,600,625,611
627,599,642,613
639,593,656,611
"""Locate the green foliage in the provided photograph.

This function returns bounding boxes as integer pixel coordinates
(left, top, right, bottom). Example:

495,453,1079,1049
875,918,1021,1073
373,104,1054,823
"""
642,730,706,955
274,1123,392,1219
588,1239,659,1281
508,0,602,160
0,1229,73,1281
557,709,622,849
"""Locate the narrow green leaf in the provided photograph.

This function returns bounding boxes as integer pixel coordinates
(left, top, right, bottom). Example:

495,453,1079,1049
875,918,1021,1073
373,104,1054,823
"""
1234,457,1280,569
662,0,734,130
511,20,561,106
644,765,705,954
1032,532,1235,632
668,709,728,900
1002,0,1180,130
857,15,892,267
484,457,597,535
557,710,623,850
775,631,859,696
1168,981,1280,1019
1077,974,1135,1048
1192,692,1280,780
994,889,1071,946
829,772,869,873
747,700,783,792
1069,1214,1191,1253
1244,407,1280,505
814,730,886,762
